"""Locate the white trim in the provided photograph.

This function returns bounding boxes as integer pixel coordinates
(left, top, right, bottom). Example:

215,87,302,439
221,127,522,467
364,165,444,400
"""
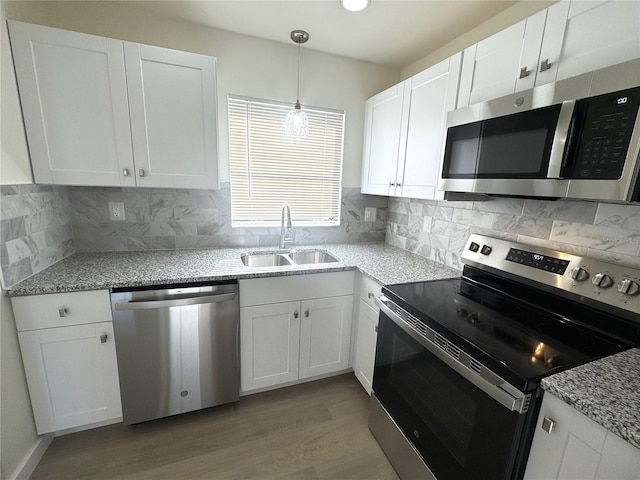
9,433,53,480
53,416,122,437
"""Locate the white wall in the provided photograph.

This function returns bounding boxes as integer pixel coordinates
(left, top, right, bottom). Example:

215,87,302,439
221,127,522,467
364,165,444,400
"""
1,6,32,185
0,292,42,480
400,0,556,80
2,0,400,188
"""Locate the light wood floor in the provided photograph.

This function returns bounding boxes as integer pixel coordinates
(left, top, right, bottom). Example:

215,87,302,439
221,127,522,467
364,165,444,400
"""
31,374,400,480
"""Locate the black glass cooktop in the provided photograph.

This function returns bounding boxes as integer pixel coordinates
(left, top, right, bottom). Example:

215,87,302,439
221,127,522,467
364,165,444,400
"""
383,270,637,391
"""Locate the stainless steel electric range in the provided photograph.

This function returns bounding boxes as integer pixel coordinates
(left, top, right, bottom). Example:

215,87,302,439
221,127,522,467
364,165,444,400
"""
369,234,640,480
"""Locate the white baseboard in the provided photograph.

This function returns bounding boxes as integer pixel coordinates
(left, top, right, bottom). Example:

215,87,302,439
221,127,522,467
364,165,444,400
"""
10,433,53,480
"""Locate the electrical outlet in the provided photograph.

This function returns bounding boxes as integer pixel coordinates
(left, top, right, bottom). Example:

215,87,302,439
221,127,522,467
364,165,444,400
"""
108,202,125,221
364,207,377,222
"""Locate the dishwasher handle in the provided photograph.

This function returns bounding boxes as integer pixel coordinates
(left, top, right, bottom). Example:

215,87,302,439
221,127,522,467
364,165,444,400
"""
114,292,236,311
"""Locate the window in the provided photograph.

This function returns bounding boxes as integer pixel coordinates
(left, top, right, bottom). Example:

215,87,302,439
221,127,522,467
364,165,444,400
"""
228,96,345,227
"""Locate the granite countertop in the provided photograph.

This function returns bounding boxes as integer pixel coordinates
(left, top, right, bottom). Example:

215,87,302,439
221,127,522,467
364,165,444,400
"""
7,243,462,296
542,348,640,450
9,243,639,450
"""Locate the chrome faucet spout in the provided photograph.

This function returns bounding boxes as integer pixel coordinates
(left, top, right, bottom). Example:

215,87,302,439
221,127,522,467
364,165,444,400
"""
280,203,295,248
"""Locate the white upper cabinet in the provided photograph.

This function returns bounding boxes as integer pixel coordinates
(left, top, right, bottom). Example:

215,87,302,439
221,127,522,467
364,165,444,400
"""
8,21,219,189
8,21,135,187
400,54,461,200
458,10,546,107
361,53,461,199
124,43,218,189
541,0,640,84
361,83,405,196
458,0,640,108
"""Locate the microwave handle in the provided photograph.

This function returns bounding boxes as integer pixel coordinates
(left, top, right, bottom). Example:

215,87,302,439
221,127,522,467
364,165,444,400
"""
547,100,576,179
560,111,583,176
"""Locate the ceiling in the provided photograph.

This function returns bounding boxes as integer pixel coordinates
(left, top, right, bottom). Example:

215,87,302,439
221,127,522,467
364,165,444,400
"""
114,0,520,67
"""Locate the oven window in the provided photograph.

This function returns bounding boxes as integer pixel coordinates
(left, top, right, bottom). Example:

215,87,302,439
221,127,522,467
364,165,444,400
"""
374,313,527,480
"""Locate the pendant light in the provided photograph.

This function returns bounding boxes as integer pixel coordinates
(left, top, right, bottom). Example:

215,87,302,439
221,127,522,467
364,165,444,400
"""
285,30,310,138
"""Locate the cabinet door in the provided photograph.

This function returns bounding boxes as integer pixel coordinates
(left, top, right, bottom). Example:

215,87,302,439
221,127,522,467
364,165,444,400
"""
240,302,300,392
524,392,640,480
18,322,122,434
299,295,353,379
124,43,219,189
8,21,135,187
353,299,378,394
361,84,405,196
399,53,461,200
544,0,640,84
457,10,546,107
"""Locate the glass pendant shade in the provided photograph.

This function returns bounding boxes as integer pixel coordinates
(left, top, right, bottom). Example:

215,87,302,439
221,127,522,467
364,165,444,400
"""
285,101,309,137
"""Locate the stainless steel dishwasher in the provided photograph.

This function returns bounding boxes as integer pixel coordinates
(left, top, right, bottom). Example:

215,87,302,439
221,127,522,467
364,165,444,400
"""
110,281,239,425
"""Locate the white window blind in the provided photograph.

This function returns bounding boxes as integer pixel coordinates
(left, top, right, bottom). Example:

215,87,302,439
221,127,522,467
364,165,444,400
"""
228,96,345,227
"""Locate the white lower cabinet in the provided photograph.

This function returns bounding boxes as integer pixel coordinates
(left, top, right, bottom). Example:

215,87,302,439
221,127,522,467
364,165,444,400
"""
524,392,640,480
240,301,300,391
352,274,382,394
11,290,122,434
239,272,355,394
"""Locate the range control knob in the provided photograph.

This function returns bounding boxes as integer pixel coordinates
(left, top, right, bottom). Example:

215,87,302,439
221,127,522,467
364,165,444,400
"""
570,267,589,282
618,279,640,296
480,245,492,255
469,242,480,252
592,273,614,289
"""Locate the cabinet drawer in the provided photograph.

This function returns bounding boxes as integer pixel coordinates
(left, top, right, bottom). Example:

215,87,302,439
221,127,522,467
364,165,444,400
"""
12,290,112,331
240,271,355,307
359,274,382,311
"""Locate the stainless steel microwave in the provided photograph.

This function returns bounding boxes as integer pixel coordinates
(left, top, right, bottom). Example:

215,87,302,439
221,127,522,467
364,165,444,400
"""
439,63,640,203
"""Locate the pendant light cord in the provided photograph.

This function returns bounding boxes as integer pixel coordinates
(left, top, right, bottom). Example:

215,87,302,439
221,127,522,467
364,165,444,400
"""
296,40,301,104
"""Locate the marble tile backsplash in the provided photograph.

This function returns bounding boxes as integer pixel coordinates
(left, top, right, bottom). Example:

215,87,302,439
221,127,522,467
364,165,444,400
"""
69,183,388,252
386,197,640,270
0,185,75,288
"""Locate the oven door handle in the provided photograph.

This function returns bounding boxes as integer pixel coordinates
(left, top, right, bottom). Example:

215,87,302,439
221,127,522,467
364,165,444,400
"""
376,295,529,414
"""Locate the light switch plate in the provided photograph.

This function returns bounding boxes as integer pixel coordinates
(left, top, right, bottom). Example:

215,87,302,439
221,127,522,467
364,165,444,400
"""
108,201,125,221
364,207,377,222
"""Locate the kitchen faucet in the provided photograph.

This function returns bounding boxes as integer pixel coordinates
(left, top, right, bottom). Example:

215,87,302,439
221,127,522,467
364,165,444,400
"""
280,202,295,248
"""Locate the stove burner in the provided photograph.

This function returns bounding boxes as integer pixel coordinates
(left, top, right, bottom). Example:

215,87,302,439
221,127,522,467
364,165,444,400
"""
537,323,596,349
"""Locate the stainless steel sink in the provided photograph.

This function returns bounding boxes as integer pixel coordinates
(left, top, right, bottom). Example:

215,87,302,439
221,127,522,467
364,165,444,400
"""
240,253,293,267
240,250,339,267
288,251,339,265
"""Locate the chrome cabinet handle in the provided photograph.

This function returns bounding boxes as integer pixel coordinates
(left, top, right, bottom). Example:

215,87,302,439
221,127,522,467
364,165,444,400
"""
540,59,552,72
294,310,299,319
122,168,130,176
100,334,108,344
138,169,145,177
519,66,530,79
304,309,310,318
541,416,556,434
58,307,68,317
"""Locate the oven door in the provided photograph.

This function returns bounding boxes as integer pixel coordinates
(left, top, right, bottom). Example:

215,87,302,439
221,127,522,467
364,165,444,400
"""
372,301,535,480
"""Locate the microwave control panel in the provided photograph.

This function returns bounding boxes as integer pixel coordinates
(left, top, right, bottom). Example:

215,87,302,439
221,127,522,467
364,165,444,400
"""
571,86,640,180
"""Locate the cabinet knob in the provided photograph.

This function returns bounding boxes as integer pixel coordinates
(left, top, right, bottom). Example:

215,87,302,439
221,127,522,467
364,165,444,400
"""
389,182,396,187
304,309,310,318
540,58,552,72
367,292,374,299
541,416,556,434
100,334,108,344
519,66,530,79
58,307,69,317
396,183,402,187
122,168,130,176
294,310,299,319
138,169,146,177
